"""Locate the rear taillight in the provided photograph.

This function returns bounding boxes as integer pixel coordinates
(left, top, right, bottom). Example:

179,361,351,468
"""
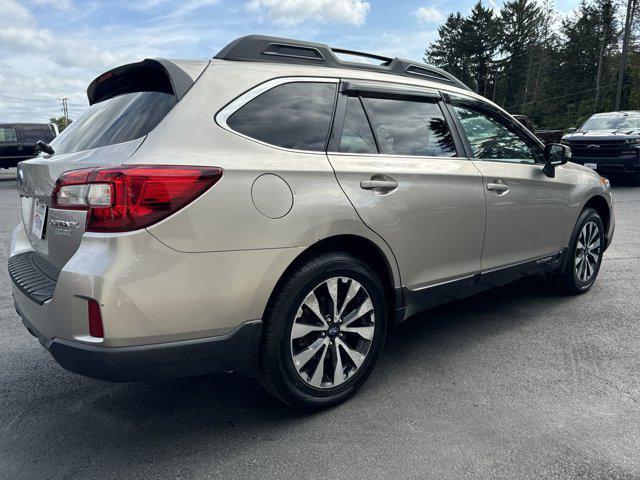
52,166,223,232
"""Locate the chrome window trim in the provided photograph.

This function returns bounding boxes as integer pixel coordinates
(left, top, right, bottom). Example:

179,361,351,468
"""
327,151,470,161
215,76,339,155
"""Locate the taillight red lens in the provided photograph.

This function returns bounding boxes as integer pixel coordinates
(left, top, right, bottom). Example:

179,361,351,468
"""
87,299,104,338
52,166,223,232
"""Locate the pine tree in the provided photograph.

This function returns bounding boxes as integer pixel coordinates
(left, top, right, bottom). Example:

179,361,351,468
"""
466,1,500,95
425,13,472,83
498,0,546,108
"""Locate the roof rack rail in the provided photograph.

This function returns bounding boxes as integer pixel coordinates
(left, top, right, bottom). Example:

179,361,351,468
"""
214,35,471,91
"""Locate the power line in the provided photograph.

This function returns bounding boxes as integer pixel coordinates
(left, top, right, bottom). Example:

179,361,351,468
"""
506,80,627,109
0,93,61,102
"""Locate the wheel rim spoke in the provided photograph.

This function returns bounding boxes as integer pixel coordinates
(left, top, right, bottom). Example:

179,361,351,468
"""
342,298,373,327
293,338,326,371
341,324,375,341
337,337,366,368
338,279,360,317
290,275,375,389
308,342,329,387
574,221,601,283
332,343,345,386
302,292,328,328
326,277,339,320
291,322,326,340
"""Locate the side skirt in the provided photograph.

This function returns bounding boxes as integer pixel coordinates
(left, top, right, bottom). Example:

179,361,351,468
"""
401,250,566,321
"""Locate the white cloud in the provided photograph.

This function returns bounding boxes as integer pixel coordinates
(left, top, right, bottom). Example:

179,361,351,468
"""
29,0,74,10
414,6,445,24
132,0,219,17
0,0,216,122
246,0,370,26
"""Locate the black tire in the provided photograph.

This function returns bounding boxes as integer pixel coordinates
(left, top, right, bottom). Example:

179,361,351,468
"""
259,251,387,410
630,171,640,187
547,208,605,294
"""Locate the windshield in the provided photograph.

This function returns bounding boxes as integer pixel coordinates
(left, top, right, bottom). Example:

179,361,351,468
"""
50,91,176,155
580,113,640,131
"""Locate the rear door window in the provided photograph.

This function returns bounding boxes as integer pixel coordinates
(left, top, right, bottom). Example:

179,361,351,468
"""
339,96,377,154
361,96,457,157
0,127,17,142
51,91,177,155
227,82,337,151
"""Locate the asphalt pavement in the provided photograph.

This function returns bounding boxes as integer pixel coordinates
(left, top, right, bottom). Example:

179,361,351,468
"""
0,168,639,479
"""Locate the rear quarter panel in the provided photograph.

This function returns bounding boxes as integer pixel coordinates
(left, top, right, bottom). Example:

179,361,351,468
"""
127,61,402,287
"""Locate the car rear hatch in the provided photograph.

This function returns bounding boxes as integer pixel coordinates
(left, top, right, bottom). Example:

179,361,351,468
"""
16,58,208,271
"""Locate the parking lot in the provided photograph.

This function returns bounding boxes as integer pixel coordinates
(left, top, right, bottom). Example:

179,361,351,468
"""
0,168,638,479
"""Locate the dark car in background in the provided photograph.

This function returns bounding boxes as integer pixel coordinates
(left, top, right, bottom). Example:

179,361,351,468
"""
0,123,58,169
562,111,640,185
513,114,564,144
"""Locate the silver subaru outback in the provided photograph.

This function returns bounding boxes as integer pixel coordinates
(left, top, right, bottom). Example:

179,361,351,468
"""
9,35,614,409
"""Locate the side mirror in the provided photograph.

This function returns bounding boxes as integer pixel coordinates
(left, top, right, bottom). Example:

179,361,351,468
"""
565,127,577,134
542,143,571,178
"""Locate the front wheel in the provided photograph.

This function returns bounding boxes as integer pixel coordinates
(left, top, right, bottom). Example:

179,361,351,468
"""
259,252,387,409
548,208,605,294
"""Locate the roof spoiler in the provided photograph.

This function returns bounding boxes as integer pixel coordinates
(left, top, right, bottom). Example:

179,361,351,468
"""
86,59,196,105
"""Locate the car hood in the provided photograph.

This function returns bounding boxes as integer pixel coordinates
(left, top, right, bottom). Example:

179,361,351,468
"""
563,129,640,141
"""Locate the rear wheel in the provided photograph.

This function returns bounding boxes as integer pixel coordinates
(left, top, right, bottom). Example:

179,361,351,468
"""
259,252,387,409
630,171,640,187
548,208,604,294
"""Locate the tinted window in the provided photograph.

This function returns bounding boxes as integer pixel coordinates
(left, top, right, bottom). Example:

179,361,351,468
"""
51,91,176,155
339,96,377,154
21,127,48,142
0,127,17,142
362,97,456,157
227,82,337,151
452,102,542,164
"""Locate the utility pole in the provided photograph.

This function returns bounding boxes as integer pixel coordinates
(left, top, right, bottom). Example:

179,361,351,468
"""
615,0,636,110
59,97,69,128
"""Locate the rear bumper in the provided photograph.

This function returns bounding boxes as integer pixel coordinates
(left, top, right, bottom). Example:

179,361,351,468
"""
18,302,263,381
8,221,304,381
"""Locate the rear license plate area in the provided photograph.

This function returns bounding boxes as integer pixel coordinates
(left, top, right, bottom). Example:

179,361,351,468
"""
31,200,48,239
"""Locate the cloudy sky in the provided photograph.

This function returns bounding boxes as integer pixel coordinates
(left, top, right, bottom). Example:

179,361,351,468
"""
0,0,581,123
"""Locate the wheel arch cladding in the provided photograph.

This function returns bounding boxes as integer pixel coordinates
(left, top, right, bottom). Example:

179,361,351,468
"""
263,234,399,322
583,195,610,236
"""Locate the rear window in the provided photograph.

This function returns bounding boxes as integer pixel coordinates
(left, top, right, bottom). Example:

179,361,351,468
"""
0,127,17,142
21,127,48,143
50,91,176,155
227,82,337,151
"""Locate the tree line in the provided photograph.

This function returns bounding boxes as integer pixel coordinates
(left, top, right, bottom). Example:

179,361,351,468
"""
425,0,639,129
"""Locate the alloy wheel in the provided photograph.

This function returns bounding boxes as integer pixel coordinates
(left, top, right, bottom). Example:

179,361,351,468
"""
290,276,375,389
574,221,601,283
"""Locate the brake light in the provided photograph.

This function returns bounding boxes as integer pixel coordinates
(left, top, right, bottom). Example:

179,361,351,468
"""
52,166,223,232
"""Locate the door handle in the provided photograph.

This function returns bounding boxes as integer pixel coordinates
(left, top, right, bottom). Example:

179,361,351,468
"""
360,179,398,192
486,181,509,193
